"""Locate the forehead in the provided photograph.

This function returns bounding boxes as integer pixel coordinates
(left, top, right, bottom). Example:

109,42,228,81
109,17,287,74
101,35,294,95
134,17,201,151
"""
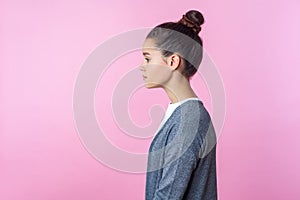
142,38,160,53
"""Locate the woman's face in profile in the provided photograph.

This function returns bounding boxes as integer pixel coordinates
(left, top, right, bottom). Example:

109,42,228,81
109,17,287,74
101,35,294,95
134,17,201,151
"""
140,38,173,89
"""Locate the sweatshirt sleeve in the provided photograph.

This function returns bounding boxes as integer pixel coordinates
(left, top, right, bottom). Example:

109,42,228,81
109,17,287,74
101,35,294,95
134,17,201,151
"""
152,124,202,200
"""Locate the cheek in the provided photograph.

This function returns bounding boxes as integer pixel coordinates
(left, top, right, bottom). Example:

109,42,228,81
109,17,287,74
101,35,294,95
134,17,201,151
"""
148,63,172,82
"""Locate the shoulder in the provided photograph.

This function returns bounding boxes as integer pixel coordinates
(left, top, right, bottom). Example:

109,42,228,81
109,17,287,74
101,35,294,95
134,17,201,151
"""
172,100,211,125
164,100,211,142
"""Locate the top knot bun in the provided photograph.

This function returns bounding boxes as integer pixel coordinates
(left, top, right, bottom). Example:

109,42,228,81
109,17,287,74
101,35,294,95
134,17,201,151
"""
178,10,205,34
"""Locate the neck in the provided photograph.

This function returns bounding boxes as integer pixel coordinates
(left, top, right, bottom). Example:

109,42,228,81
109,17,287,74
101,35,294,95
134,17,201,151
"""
162,73,198,104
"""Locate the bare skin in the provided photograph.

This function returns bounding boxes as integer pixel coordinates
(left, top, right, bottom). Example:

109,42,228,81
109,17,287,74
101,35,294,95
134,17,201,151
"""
139,38,198,104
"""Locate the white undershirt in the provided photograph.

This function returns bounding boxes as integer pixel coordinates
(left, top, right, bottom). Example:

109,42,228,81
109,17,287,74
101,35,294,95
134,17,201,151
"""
153,97,200,137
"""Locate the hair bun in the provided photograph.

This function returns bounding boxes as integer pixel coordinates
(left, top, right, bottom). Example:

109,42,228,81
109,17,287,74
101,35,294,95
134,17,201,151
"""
178,10,205,34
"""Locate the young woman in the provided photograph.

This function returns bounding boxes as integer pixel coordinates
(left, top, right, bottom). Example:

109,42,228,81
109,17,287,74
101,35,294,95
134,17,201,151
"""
140,10,218,200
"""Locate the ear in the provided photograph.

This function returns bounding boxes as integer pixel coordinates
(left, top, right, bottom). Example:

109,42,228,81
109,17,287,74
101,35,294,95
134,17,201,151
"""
167,53,181,71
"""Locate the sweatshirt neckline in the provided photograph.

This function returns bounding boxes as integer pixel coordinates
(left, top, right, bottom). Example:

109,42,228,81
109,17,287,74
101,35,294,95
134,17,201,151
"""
151,98,202,142
168,97,200,108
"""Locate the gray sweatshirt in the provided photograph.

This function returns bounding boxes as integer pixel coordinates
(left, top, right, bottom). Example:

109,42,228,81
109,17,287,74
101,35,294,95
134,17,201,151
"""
145,99,218,200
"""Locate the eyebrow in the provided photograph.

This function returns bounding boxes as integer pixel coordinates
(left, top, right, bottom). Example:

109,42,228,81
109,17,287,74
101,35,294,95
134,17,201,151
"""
143,52,151,56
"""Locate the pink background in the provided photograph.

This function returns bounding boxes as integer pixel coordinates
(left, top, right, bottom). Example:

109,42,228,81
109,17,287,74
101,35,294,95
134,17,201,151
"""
1,0,300,199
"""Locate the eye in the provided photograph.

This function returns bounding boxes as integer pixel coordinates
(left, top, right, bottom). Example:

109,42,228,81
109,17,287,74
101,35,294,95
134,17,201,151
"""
144,58,150,63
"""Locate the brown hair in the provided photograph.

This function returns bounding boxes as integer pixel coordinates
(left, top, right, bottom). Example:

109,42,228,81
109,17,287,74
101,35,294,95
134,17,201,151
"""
146,10,205,79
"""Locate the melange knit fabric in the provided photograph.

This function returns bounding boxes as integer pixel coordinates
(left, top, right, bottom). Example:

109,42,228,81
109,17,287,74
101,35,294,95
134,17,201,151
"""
153,97,200,138
145,99,218,200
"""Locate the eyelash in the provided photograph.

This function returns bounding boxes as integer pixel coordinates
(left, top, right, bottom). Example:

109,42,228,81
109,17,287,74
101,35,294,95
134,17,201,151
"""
144,58,150,62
